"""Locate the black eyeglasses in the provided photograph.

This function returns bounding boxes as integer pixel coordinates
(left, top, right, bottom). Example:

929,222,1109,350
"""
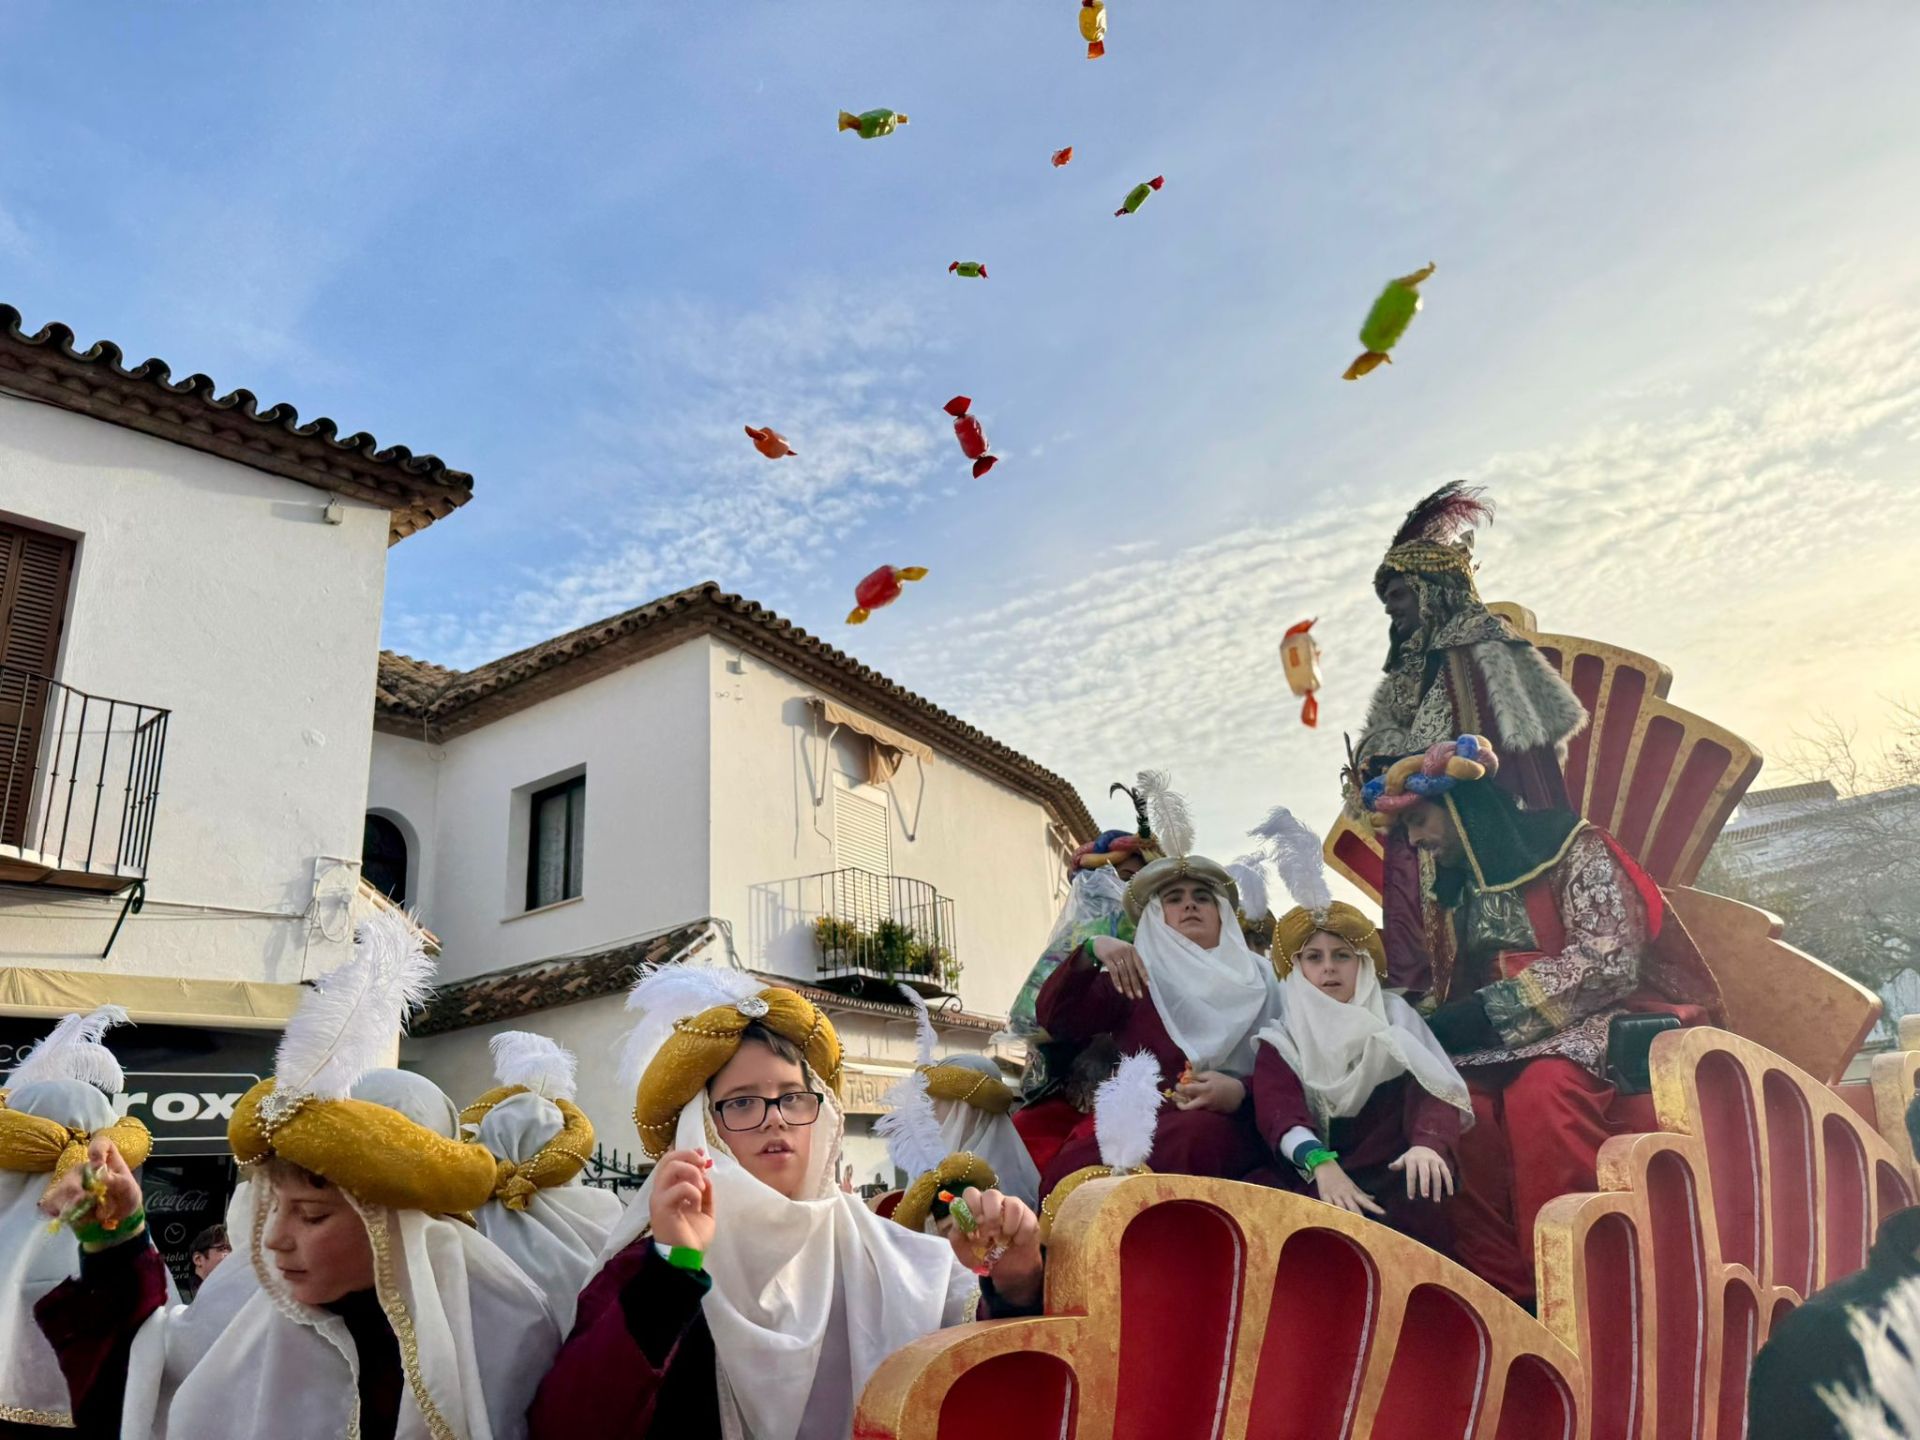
714,1090,824,1132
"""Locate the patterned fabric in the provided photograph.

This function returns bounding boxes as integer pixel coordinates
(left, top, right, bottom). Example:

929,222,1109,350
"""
1448,832,1650,1075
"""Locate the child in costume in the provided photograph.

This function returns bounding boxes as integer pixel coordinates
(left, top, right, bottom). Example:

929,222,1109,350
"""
528,960,1045,1440
0,1005,154,1435
32,914,558,1440
460,1031,626,1334
1245,809,1472,1255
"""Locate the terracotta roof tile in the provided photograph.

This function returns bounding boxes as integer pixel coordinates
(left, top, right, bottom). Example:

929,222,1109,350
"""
375,581,1096,840
0,303,472,542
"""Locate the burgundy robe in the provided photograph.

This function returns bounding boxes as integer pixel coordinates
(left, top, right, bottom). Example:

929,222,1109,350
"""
1034,950,1267,1199
34,1235,403,1440
1249,1046,1462,1257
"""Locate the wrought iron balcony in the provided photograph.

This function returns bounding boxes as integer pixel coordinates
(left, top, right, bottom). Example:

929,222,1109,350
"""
801,867,960,1000
0,664,169,895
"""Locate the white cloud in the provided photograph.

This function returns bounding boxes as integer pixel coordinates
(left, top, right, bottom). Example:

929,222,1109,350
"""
0,203,29,259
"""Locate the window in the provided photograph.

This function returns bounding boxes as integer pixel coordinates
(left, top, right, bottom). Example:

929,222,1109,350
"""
362,814,409,904
526,775,585,910
833,786,889,876
0,520,77,848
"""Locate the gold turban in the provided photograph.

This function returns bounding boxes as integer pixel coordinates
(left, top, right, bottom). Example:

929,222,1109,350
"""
1121,854,1241,923
890,1151,1000,1233
229,1080,498,1215
0,1090,152,1183
459,1085,597,1211
632,985,843,1159
919,1063,1016,1115
1269,902,1388,981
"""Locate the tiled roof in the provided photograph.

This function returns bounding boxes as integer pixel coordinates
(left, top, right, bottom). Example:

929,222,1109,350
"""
375,581,1097,841
407,917,1005,1036
0,303,472,543
1739,780,1840,810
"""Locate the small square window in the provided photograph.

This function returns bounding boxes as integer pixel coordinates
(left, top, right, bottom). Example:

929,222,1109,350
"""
526,775,585,910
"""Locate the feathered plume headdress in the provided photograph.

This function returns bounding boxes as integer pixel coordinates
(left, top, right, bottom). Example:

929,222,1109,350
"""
488,1030,578,1101
616,959,762,1094
1094,1051,1165,1175
1378,481,1494,592
6,1004,133,1095
876,982,947,1178
273,911,435,1104
1246,805,1334,921
1824,1270,1920,1439
1111,769,1193,860
1224,857,1271,926
898,982,939,1069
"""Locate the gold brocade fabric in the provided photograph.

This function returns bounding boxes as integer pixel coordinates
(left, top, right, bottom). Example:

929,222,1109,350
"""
891,1152,999,1232
1270,903,1388,981
458,1086,596,1206
0,1094,152,1178
920,1065,1015,1115
229,1081,498,1214
633,988,843,1159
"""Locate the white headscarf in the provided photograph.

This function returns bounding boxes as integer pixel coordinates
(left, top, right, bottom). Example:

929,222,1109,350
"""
1132,891,1282,1076
117,1070,561,1440
593,1068,979,1440
1256,965,1474,1132
0,1079,128,1427
472,1091,625,1334
928,1056,1041,1211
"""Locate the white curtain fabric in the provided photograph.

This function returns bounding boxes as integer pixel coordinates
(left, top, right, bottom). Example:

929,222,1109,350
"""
592,1069,979,1440
929,1056,1041,1211
472,1091,626,1334
1132,892,1283,1076
1256,966,1474,1132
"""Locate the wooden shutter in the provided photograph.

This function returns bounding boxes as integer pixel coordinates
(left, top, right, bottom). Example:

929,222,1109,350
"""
833,787,890,876
0,521,76,848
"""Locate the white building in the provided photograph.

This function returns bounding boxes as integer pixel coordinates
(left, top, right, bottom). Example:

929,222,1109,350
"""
371,584,1097,1187
0,301,470,1283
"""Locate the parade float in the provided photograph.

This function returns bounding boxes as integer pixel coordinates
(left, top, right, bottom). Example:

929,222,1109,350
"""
853,605,1910,1440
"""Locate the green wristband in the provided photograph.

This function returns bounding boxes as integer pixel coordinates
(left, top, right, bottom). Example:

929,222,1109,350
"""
665,1244,705,1272
75,1208,145,1249
1299,1147,1338,1176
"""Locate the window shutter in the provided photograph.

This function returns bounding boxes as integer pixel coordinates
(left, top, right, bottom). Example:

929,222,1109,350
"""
833,787,890,877
0,522,76,848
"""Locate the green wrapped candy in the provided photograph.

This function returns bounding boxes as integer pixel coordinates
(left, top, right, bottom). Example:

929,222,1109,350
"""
838,108,908,140
1345,262,1435,379
948,260,988,279
1113,175,1165,217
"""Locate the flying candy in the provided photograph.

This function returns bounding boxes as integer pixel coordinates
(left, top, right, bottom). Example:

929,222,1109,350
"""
1114,175,1164,217
847,565,928,625
1051,146,1074,168
1280,618,1323,728
838,108,908,140
1344,262,1436,380
943,396,999,478
948,261,989,279
743,425,797,459
1079,0,1107,58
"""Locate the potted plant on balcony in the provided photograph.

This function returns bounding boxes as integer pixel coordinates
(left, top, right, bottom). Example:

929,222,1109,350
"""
813,915,864,970
871,918,917,979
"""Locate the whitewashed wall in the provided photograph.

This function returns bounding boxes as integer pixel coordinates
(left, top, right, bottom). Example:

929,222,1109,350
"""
0,395,388,978
367,641,713,983
705,641,1064,1024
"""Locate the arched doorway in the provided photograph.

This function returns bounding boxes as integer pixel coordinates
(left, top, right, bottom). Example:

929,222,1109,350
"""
362,813,409,903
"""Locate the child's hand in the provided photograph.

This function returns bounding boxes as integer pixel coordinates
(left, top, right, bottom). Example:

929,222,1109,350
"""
951,1187,1043,1307
1389,1145,1454,1202
1313,1160,1386,1218
649,1148,716,1252
1173,1070,1245,1114
38,1136,144,1236
1088,936,1149,1000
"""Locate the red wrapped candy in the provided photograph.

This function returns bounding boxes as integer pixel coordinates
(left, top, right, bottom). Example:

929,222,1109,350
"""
743,424,797,459
943,396,999,478
847,565,929,625
1051,146,1073,168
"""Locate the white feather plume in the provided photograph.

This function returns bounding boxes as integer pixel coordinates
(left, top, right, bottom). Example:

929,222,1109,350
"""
875,1070,948,1180
1248,805,1334,916
275,910,436,1101
897,982,938,1068
616,959,761,1092
1825,1272,1920,1439
6,1004,133,1094
1094,1051,1165,1175
1135,769,1194,859
489,1030,579,1100
1225,856,1271,922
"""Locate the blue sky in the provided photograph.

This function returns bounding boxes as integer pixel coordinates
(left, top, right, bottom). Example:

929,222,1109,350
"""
5,3,1920,857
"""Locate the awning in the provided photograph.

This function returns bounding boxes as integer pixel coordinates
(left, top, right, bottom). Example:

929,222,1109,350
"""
0,966,303,1029
814,698,934,785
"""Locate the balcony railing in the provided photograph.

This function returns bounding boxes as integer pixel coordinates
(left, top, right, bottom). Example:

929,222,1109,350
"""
0,664,169,887
801,867,961,999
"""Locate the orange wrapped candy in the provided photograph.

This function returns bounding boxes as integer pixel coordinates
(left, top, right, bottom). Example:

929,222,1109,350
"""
1079,0,1107,58
1051,146,1073,168
743,425,797,459
1280,618,1323,727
